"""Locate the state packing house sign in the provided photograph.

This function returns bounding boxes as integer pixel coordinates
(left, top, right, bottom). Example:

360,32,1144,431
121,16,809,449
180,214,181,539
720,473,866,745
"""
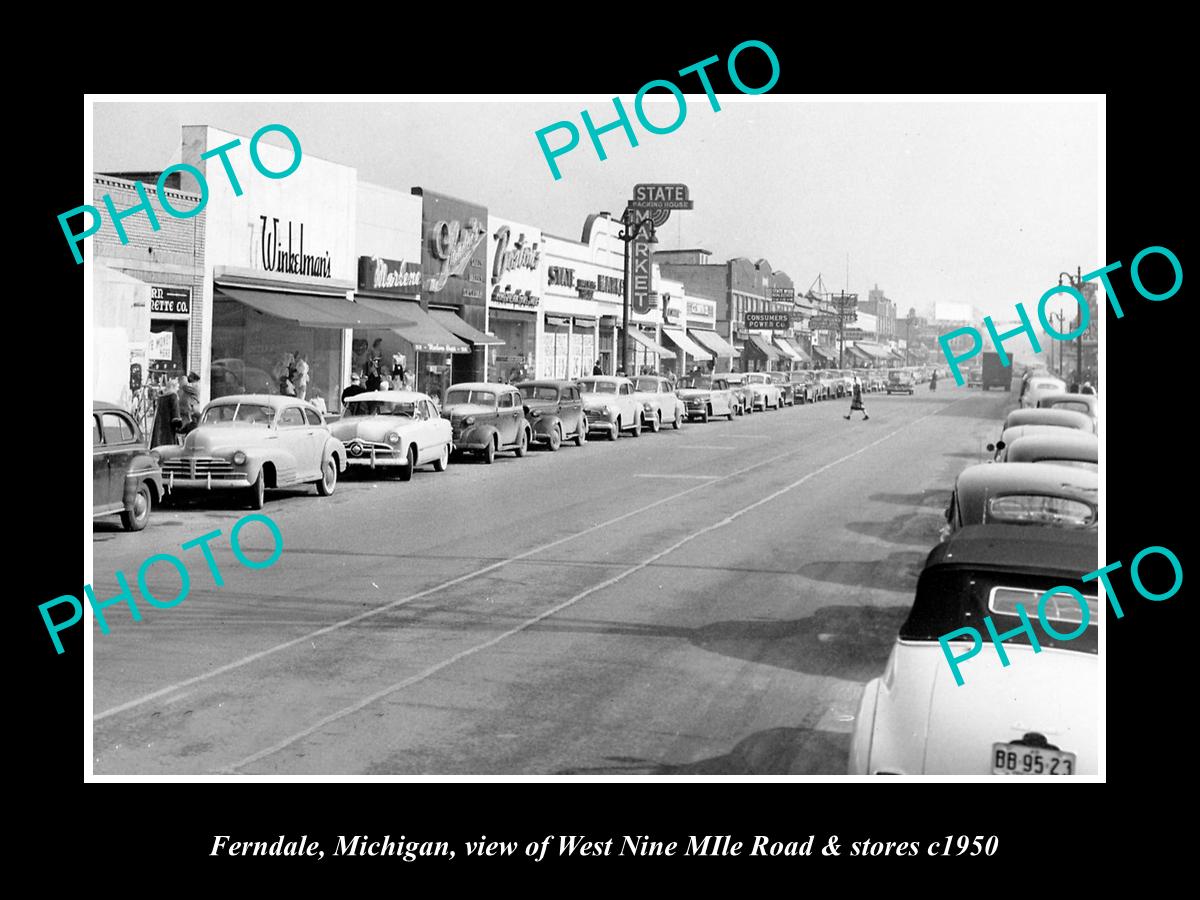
627,183,693,316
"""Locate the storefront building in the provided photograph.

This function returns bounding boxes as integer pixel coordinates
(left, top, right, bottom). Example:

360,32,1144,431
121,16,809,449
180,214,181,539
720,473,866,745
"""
92,173,207,408
684,296,736,374
488,214,544,382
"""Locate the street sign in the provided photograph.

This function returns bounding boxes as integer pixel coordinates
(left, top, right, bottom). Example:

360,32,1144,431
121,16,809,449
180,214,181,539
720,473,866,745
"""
808,316,840,330
832,294,858,310
770,287,795,303
745,312,792,330
630,238,654,314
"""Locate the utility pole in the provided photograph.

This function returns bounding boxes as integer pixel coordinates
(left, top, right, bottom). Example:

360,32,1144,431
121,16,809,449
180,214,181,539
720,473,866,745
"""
837,291,846,368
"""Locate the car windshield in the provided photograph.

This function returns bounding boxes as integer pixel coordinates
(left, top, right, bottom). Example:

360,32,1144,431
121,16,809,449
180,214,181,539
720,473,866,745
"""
579,380,618,394
518,385,559,401
632,378,660,392
986,495,1096,527
1050,401,1092,414
746,374,768,384
345,399,416,417
200,403,275,425
445,389,496,406
680,376,713,390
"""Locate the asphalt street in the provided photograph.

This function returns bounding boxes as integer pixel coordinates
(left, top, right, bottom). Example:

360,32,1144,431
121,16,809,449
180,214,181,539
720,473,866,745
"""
91,386,1015,774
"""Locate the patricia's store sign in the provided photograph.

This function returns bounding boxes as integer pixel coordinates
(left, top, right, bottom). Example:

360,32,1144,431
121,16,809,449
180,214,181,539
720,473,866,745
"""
488,215,544,311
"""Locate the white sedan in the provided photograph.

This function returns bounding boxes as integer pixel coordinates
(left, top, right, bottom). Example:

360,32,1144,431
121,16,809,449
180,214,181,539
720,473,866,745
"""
329,391,451,479
577,376,645,440
849,524,1097,775
727,372,783,411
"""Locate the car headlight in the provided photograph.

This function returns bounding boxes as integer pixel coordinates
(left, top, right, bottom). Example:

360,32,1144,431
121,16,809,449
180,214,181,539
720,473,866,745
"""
530,409,542,418
149,449,161,463
601,405,611,416
232,450,247,465
463,416,476,427
643,402,654,411
386,432,401,444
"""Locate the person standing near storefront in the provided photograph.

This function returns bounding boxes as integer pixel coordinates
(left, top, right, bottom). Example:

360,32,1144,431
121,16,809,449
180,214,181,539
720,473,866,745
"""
592,360,603,375
293,353,310,400
341,373,366,407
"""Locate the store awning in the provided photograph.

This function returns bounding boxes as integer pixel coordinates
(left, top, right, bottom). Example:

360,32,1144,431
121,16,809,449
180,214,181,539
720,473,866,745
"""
772,336,803,363
354,296,469,353
626,328,676,360
689,328,738,358
888,347,907,361
216,286,418,329
746,334,781,361
778,335,812,363
847,344,873,363
855,342,894,362
812,344,838,364
662,326,712,361
428,308,503,346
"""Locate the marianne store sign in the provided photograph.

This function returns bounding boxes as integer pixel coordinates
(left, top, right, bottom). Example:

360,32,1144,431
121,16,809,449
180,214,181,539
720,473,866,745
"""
259,216,332,278
358,256,421,294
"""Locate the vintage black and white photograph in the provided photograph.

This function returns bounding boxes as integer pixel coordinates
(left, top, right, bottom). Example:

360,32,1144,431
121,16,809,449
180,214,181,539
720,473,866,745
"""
82,95,1103,777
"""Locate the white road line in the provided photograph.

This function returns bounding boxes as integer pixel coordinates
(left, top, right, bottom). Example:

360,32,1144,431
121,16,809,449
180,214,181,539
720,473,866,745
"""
96,400,964,724
723,435,770,439
633,474,719,480
677,445,739,450
218,405,953,773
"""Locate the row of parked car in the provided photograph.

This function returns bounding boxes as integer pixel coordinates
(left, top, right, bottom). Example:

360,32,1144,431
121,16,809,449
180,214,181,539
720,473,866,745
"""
848,367,1100,775
93,365,939,532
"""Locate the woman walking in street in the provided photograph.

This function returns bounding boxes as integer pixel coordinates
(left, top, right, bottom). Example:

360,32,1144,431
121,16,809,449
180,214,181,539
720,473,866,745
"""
845,375,869,421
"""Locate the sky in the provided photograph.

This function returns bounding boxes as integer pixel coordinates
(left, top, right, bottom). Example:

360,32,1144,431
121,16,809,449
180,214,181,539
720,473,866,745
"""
93,98,1100,320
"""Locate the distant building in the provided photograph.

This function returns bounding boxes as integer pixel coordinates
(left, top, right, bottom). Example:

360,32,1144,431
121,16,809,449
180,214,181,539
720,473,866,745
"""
862,284,897,340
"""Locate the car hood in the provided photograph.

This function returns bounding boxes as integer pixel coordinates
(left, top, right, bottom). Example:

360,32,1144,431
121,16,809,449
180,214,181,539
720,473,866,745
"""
522,398,559,412
168,423,274,455
330,415,414,441
442,404,494,418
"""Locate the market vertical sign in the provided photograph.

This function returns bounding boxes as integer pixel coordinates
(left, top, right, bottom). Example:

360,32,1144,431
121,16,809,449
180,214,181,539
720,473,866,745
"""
631,239,654,314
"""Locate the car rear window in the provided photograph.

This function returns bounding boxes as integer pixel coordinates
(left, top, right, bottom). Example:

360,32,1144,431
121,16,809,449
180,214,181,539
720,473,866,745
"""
579,381,618,394
988,586,1098,627
986,495,1096,527
445,390,496,406
519,385,559,401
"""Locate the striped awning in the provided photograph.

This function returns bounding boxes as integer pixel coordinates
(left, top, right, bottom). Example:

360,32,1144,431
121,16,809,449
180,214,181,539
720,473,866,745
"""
662,326,712,360
626,327,676,360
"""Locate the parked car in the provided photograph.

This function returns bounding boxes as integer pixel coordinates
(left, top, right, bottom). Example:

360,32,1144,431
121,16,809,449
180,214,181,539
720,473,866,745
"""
848,524,1097,774
631,375,685,431
717,375,753,415
329,390,451,479
788,371,822,403
442,382,531,462
831,370,856,397
1019,373,1067,408
93,401,164,531
768,371,796,406
817,370,844,398
941,462,1097,538
1002,431,1098,471
885,370,915,395
994,424,1081,457
677,374,737,422
577,376,644,440
1037,392,1098,425
516,380,588,450
1002,407,1096,435
153,394,345,509
726,372,782,411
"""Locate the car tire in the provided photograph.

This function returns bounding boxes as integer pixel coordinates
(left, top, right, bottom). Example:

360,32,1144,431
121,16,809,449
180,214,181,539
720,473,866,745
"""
673,410,682,430
121,481,153,531
726,406,734,421
398,446,416,481
434,443,450,472
316,458,337,496
246,470,266,510
629,417,641,437
700,407,709,423
575,423,587,447
609,419,619,441
481,439,496,464
547,425,562,451
648,412,660,433
514,429,529,457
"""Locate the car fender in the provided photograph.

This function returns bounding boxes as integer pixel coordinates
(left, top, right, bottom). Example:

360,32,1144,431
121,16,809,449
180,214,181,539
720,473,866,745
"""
321,437,347,471
847,677,881,774
532,413,562,437
463,423,499,447
241,448,297,482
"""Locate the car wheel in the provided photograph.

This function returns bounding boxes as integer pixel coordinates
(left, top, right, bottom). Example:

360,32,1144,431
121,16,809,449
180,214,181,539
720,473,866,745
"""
726,405,734,421
700,407,709,423
433,443,450,472
398,445,416,481
120,481,153,531
481,439,496,464
547,425,562,451
514,429,529,457
575,423,587,447
609,419,619,441
246,470,266,510
648,412,661,433
316,458,337,496
629,417,642,437
673,410,682,430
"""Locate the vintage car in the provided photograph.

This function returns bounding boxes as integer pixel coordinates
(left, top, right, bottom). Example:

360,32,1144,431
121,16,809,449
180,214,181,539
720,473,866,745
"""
93,401,164,531
725,372,782,411
768,371,796,406
676,374,737,422
442,383,531,462
788,371,822,403
1001,431,1098,471
817,370,844,398
329,390,451,478
515,380,588,449
942,462,1097,538
1019,373,1068,408
832,370,857,397
631,375,685,431
993,424,1081,457
885,370,916,395
716,374,753,415
576,376,644,440
153,394,345,509
848,524,1098,775
1002,407,1096,436
1037,392,1098,425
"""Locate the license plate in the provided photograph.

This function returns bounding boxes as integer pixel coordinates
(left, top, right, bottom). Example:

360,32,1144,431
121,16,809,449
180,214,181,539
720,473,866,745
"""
991,742,1076,775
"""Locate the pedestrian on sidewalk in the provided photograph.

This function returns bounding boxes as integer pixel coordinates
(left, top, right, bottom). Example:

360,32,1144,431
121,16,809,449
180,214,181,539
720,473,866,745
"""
845,376,869,421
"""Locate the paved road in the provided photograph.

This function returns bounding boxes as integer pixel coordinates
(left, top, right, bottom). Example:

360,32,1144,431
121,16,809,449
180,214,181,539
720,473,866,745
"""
90,386,1015,774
